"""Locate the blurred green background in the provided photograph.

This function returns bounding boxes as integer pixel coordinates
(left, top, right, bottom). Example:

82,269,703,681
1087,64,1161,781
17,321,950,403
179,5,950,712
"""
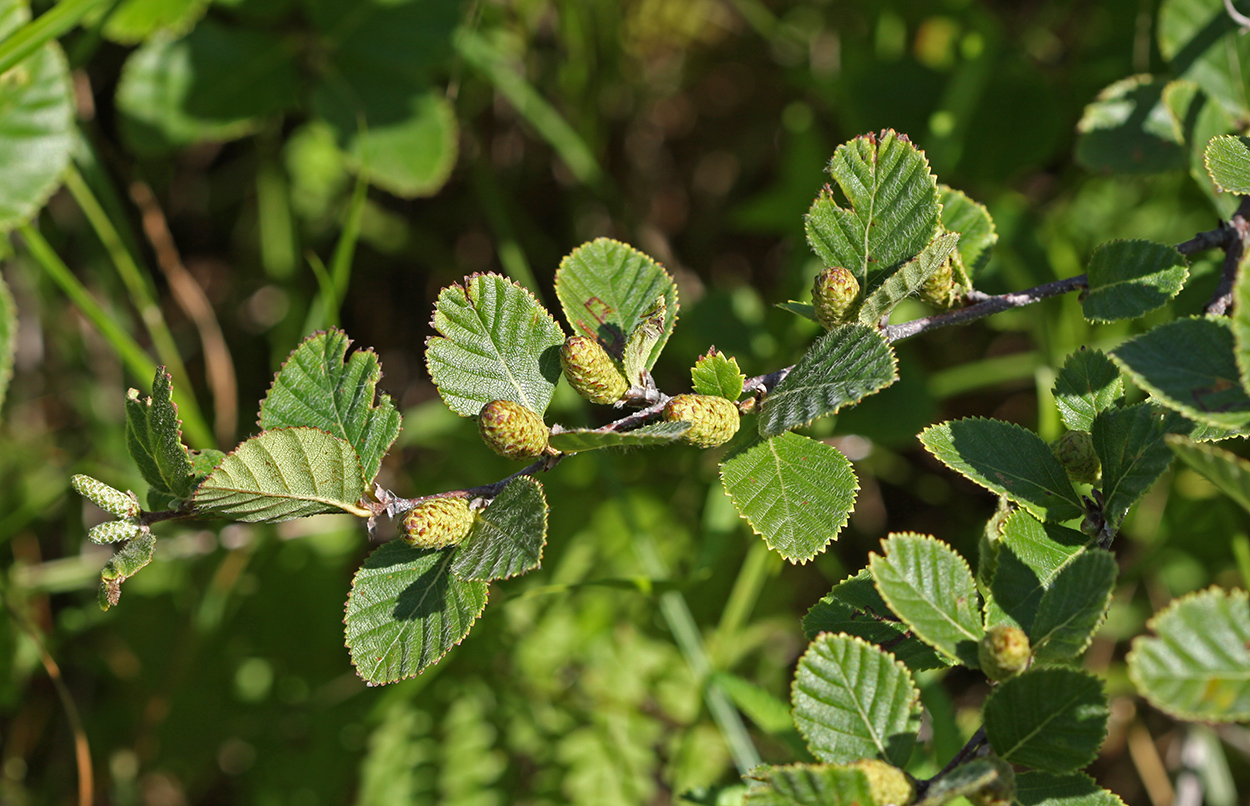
2,0,1247,803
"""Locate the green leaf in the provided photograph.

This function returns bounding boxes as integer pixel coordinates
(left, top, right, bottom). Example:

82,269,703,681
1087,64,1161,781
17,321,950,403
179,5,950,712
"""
1158,0,1250,121
1232,230,1250,393
1030,549,1117,663
707,671,796,735
126,368,196,500
857,231,960,324
919,418,1084,523
0,0,73,231
1053,348,1123,432
1111,317,1250,429
116,20,301,155
0,272,14,411
451,476,547,581
98,0,208,44
938,185,997,281
758,324,897,438
691,349,745,400
744,764,874,806
258,329,401,483
868,533,984,667
804,129,940,294
1091,403,1176,530
1074,75,1188,174
1015,772,1127,806
719,432,858,563
99,531,156,610
425,273,565,418
983,668,1109,773
1167,434,1250,512
804,569,952,672
985,512,1095,634
547,421,691,453
554,239,679,372
344,541,489,685
918,759,1003,806
1081,240,1188,322
192,427,368,522
1163,79,1238,218
620,295,667,386
1203,134,1250,192
790,634,923,766
1127,586,1250,721
775,301,820,323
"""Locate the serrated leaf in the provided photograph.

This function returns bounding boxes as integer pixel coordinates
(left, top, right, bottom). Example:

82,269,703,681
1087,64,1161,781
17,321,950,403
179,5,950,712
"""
744,764,874,806
719,432,858,563
790,634,923,766
1014,772,1127,806
804,569,952,672
126,368,196,500
547,420,691,453
985,512,1096,633
1074,75,1188,175
0,272,14,411
984,668,1109,773
1111,317,1250,429
1203,133,1250,192
692,350,745,400
804,129,940,294
1031,549,1117,663
920,418,1084,523
857,231,960,324
868,533,984,667
99,531,156,610
116,20,300,155
425,273,565,418
1091,403,1176,530
554,239,679,370
192,427,368,522
344,541,489,685
98,0,208,44
1167,434,1250,512
1159,0,1250,121
1127,586,1250,721
450,476,546,581
939,185,997,280
621,295,666,385
0,0,73,231
1053,348,1123,432
758,324,897,437
1082,240,1188,322
259,329,401,483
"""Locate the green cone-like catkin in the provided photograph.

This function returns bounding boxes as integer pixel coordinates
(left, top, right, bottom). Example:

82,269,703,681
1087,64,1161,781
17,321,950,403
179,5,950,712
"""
663,394,740,448
1052,429,1101,484
478,400,549,461
813,266,860,328
72,474,140,520
919,256,957,309
979,624,1031,681
89,520,144,545
403,497,474,549
850,760,915,806
561,336,629,405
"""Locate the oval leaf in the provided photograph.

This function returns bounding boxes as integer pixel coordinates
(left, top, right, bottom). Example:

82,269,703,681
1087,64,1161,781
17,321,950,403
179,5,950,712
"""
547,420,690,454
984,668,1109,773
1053,348,1123,432
1030,549,1117,663
1091,403,1176,531
1081,240,1188,323
451,476,547,581
1204,133,1250,193
1015,772,1127,806
985,512,1096,634
692,349,745,400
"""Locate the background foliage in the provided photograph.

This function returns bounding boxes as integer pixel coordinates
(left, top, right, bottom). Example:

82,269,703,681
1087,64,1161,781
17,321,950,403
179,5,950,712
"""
2,0,1248,804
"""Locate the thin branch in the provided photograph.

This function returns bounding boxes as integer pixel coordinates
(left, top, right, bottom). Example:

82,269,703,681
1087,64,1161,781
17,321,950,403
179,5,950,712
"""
1225,0,1250,31
1176,225,1230,255
1204,196,1250,315
917,727,987,797
883,274,1089,343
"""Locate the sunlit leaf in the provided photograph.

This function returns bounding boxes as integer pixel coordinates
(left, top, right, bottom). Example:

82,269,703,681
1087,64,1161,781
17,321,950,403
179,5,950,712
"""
1081,240,1188,322
691,349,745,400
1053,348,1123,432
857,231,959,324
938,185,997,280
1158,0,1250,121
743,764,874,806
1204,133,1250,193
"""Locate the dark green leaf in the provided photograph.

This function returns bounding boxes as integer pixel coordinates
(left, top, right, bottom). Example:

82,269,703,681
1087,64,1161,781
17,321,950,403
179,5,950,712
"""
1159,0,1250,120
691,349,745,400
451,476,547,581
868,533,984,667
857,231,959,324
344,541,489,685
425,273,565,418
1074,76,1187,174
1167,434,1250,512
1127,587,1250,721
919,418,1084,523
547,421,690,453
938,185,997,281
1031,549,1117,663
983,668,1109,773
985,512,1095,634
1091,403,1176,530
99,531,156,610
758,324,897,437
1053,348,1123,432
258,329,401,483
126,368,195,500
791,634,922,766
1163,79,1238,218
719,432,858,563
1082,240,1188,322
1015,772,1127,806
744,764,874,806
1204,133,1250,192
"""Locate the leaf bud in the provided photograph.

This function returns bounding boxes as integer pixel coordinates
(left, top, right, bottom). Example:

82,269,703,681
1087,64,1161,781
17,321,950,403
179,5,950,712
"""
663,394,740,448
1051,429,1101,484
979,624,1031,681
72,474,140,520
402,497,475,549
813,267,860,328
561,336,629,405
919,256,957,310
88,520,144,545
849,759,915,806
968,755,1016,806
478,400,549,461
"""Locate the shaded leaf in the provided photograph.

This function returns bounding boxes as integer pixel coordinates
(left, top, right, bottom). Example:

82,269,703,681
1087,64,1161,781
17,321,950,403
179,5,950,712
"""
919,418,1084,523
1091,403,1176,530
1204,133,1250,192
554,238,679,370
126,368,195,500
775,301,820,323
1167,434,1250,512
758,324,897,437
984,668,1109,773
1031,549,1117,663
939,184,997,281
857,231,959,323
547,421,690,454
1082,240,1188,322
425,273,565,417
1074,75,1187,174
743,764,874,806
1053,348,1123,432
868,533,984,667
259,329,401,483
1015,772,1127,806
790,634,922,766
1163,79,1238,218
985,512,1096,634
917,759,1002,806
1127,586,1250,721
1158,0,1250,121
719,432,858,563
692,349,745,400
344,541,489,685
192,427,368,522
451,476,546,581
